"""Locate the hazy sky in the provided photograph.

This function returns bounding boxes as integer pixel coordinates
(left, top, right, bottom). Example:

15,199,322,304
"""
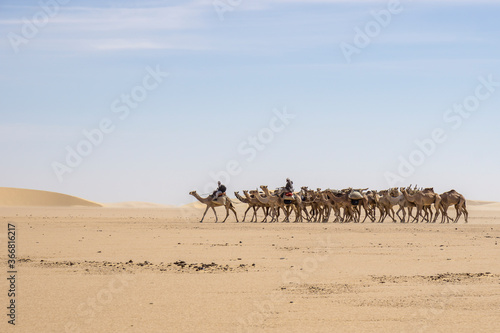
1,0,499,205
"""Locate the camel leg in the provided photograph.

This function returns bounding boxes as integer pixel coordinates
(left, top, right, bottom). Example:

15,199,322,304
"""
200,206,210,223
396,206,405,223
255,206,264,223
400,206,407,223
361,208,369,223
443,208,453,223
242,206,252,222
455,201,468,223
412,207,419,222
292,206,298,222
423,207,431,223
262,207,269,223
432,206,440,223
222,207,230,223
408,207,415,223
301,206,310,222
453,205,462,223
230,206,239,222
389,208,397,222
377,207,385,223
462,205,469,223
441,207,448,223
285,205,291,222
211,206,218,223
268,207,275,223
252,207,259,222
272,207,279,222
361,204,371,223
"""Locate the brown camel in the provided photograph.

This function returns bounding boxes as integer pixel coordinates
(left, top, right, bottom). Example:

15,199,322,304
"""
401,188,440,223
252,187,280,222
189,191,238,223
435,190,468,223
255,186,282,222
235,191,256,222
373,190,398,223
324,189,353,223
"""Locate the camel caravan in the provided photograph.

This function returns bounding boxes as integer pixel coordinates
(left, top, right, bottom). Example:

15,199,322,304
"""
189,180,468,224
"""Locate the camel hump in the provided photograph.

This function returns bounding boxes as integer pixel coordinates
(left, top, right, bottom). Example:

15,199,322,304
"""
349,191,363,200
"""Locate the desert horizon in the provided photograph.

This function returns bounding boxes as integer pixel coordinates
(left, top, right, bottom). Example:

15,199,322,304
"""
2,186,498,209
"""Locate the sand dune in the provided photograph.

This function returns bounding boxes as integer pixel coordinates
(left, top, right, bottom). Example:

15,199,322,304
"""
466,200,499,206
0,187,102,207
103,202,176,209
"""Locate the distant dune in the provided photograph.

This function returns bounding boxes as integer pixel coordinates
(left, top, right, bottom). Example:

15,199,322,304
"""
103,202,176,209
183,202,206,209
0,187,102,207
467,200,499,206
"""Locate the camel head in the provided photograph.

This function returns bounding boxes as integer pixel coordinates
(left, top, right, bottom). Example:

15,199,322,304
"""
260,185,269,192
390,188,400,196
189,191,197,196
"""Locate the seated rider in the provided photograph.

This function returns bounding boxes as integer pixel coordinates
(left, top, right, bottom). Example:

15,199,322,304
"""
285,178,294,193
212,181,227,200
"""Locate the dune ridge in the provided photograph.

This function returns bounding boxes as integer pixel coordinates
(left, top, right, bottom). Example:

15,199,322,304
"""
0,187,102,207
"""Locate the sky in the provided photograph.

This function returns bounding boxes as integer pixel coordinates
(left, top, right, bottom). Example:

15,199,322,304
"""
1,0,499,205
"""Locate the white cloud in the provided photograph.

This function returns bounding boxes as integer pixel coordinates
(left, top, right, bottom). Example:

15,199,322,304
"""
0,2,211,52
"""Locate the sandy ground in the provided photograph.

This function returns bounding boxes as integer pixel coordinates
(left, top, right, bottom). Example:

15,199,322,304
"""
1,190,499,332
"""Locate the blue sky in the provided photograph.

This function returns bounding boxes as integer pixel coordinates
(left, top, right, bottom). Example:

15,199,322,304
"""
1,0,499,205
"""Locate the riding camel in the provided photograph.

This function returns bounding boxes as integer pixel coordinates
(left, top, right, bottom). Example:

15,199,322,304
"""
189,191,238,223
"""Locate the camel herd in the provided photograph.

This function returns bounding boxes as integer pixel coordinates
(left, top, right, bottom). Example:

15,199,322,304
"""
189,186,468,224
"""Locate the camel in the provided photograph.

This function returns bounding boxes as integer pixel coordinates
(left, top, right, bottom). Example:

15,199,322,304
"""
235,191,260,222
189,191,238,223
435,190,468,223
243,190,269,222
324,189,354,223
248,190,274,222
350,188,373,223
274,187,302,222
401,188,440,223
305,189,326,222
253,186,281,222
365,190,378,221
388,187,415,223
372,190,398,223
300,187,315,222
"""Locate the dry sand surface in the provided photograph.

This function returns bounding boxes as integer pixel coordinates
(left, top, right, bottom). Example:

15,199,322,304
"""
1,188,499,332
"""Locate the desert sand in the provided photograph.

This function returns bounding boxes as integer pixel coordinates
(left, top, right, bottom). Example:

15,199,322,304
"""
1,188,499,332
